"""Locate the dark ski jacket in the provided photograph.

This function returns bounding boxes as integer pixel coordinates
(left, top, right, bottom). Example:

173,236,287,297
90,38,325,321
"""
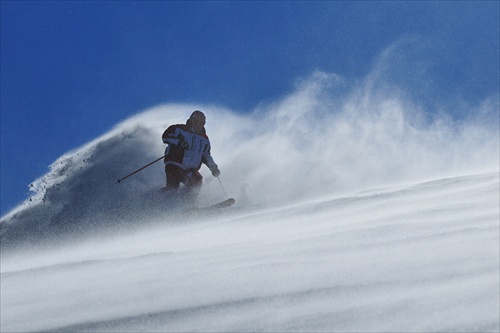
162,122,217,172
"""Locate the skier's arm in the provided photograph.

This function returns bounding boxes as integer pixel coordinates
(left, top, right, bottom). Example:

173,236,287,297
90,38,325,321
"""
202,144,220,177
162,126,188,148
162,126,178,145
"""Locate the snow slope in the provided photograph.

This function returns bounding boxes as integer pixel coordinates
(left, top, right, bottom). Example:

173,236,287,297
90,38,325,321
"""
1,71,499,331
1,172,499,332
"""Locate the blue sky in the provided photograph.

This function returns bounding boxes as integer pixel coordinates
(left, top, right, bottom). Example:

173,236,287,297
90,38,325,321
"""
1,1,499,215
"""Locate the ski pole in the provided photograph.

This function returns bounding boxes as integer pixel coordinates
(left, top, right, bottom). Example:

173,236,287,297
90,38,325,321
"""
217,176,228,199
117,155,165,183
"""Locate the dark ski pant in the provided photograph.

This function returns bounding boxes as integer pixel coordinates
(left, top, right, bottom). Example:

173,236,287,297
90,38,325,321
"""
164,164,203,202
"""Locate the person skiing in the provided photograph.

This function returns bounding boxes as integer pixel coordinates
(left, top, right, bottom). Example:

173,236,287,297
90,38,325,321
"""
161,110,220,203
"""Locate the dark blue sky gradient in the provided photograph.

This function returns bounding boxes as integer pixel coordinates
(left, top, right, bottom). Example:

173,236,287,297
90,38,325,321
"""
1,1,499,215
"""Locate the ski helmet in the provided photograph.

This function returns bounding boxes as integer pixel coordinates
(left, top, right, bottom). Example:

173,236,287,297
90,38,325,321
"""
189,110,206,122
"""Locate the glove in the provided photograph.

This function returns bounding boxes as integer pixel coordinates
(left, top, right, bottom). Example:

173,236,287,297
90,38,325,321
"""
210,165,220,177
178,140,189,149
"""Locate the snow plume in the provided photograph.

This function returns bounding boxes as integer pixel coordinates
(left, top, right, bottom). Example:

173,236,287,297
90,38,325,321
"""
220,70,499,205
1,45,499,248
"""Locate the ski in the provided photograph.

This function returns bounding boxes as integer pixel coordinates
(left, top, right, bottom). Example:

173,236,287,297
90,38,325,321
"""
183,198,236,214
197,198,235,211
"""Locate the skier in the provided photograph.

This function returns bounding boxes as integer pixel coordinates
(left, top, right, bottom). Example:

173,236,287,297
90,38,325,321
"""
161,110,220,204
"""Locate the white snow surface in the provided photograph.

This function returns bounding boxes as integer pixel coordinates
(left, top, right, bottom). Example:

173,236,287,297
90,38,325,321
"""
1,71,499,332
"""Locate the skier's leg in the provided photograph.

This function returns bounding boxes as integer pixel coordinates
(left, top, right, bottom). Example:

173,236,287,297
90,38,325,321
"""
164,164,183,190
185,170,203,204
161,164,186,205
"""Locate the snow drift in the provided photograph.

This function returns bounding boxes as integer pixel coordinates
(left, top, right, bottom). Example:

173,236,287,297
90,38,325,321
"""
1,45,499,331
